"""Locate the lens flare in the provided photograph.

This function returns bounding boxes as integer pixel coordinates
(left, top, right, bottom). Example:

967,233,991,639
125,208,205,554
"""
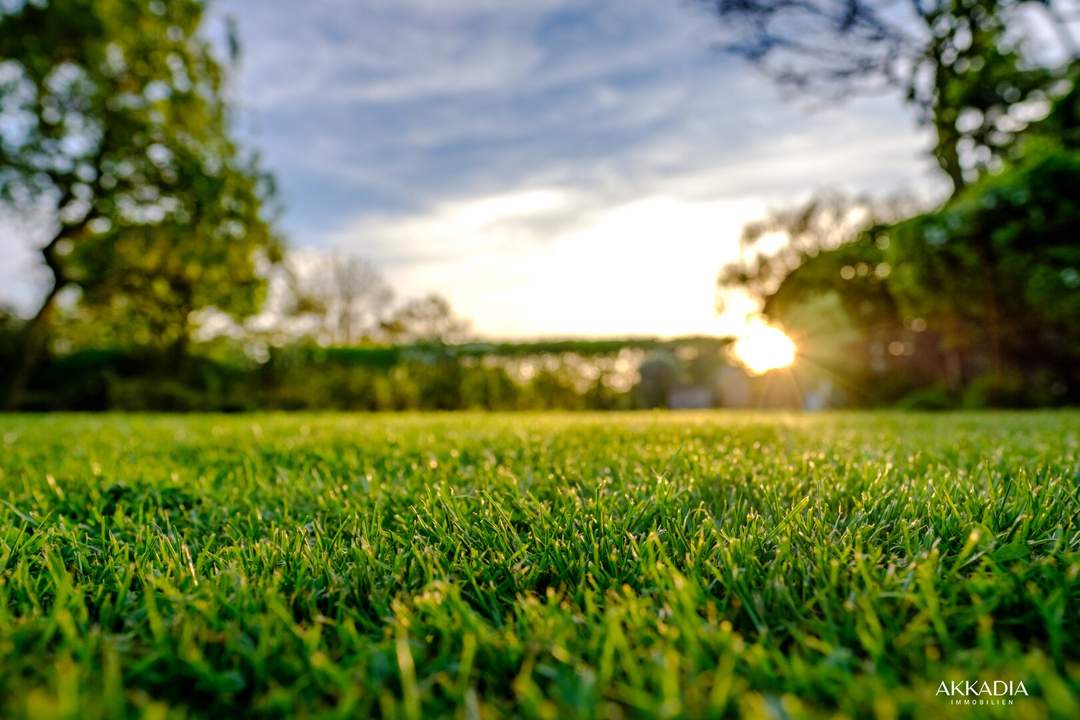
732,320,796,375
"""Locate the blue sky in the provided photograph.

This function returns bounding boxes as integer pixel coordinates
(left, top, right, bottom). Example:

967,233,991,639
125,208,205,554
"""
3,0,945,337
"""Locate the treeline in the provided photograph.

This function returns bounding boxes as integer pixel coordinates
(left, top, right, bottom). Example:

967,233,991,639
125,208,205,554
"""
3,334,751,412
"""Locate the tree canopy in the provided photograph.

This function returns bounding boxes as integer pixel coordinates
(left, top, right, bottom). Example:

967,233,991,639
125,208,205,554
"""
710,1,1080,404
721,80,1080,405
0,0,280,404
700,0,1077,191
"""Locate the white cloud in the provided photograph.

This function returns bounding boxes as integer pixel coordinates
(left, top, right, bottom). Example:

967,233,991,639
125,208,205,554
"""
2,0,945,337
318,90,942,338
326,184,764,338
221,0,713,109
522,194,764,337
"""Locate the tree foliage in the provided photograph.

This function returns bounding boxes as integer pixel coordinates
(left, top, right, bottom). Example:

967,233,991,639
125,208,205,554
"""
887,147,1080,387
381,294,471,344
710,1,1080,404
719,193,912,302
0,0,280,402
721,81,1080,404
700,0,1077,190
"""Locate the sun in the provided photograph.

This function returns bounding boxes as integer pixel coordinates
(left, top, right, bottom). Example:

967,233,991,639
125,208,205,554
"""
732,320,796,375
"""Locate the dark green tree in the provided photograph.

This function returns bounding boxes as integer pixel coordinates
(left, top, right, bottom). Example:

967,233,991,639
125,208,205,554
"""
710,2,1080,403
0,0,280,407
886,146,1080,396
722,92,1080,403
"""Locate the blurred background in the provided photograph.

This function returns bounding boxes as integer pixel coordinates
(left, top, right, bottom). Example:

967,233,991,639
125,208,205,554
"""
1,0,1078,411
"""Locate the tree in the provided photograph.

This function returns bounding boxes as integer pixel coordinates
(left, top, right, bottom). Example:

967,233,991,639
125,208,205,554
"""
722,105,1080,403
0,0,279,406
381,295,471,344
708,2,1080,404
886,147,1080,395
718,192,919,317
720,193,879,303
699,0,1077,191
275,251,395,346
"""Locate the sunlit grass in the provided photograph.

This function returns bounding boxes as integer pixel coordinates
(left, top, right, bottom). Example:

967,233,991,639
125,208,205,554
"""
0,412,1077,718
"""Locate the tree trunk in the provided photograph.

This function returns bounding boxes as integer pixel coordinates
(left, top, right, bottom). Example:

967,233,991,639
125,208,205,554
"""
4,210,86,410
981,257,1003,379
3,279,65,410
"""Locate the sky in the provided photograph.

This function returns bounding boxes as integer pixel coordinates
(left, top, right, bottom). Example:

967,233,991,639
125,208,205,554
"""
3,0,945,338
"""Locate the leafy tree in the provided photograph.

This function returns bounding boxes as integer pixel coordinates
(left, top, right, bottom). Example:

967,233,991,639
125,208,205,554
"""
0,0,280,406
763,229,913,396
719,193,901,303
886,147,1080,395
727,130,1080,402
709,2,1080,403
1021,64,1080,149
699,0,1077,191
381,295,471,344
274,251,394,346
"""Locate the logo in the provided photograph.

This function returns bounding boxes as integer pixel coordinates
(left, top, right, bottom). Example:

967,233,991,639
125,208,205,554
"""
936,680,1028,706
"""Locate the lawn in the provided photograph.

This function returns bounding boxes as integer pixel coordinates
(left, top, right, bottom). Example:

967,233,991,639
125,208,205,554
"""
0,412,1077,719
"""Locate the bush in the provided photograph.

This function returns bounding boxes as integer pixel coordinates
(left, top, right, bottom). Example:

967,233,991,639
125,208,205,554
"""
896,385,956,411
962,372,1030,409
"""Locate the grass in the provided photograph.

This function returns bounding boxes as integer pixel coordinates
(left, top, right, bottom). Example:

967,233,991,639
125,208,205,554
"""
0,411,1077,719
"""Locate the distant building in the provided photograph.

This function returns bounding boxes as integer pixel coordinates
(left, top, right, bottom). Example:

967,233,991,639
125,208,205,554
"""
667,385,713,409
717,366,752,408
803,379,833,411
634,351,680,408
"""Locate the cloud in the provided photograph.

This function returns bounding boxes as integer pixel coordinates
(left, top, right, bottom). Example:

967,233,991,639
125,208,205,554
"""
3,0,943,335
318,90,941,338
221,0,713,109
213,0,938,247
330,185,765,338
326,188,582,267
